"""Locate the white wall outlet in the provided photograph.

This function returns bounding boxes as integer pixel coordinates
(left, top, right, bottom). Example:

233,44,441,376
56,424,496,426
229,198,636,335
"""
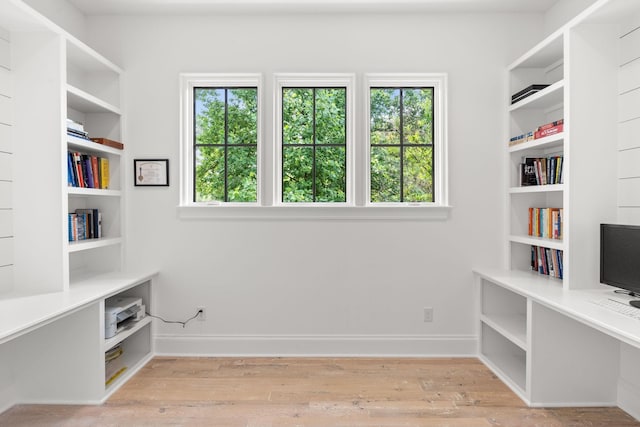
197,306,206,321
424,307,434,322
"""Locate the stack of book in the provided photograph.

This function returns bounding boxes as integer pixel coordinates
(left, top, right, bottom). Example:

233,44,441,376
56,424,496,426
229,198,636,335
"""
534,119,563,139
519,155,563,186
509,118,564,147
67,118,90,140
105,345,126,386
511,84,549,104
528,207,563,240
68,208,102,242
531,246,563,279
68,151,110,189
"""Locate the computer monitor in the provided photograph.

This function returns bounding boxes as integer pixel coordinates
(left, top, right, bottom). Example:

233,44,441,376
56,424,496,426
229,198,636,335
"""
600,223,640,308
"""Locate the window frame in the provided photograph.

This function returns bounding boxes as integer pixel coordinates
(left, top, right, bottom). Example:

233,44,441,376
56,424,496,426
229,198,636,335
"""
274,73,356,207
364,74,448,208
179,73,263,206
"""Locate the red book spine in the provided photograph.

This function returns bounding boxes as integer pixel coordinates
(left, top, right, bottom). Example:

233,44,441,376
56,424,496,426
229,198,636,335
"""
534,124,564,139
91,156,100,189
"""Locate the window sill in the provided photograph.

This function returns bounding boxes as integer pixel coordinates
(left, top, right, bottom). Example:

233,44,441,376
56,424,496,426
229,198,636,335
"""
177,205,452,221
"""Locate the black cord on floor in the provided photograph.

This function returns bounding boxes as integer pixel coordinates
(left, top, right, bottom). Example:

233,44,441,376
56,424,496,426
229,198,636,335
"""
145,309,201,328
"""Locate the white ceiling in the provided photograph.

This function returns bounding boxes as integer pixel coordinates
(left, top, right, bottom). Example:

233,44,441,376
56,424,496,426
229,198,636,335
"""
67,0,560,15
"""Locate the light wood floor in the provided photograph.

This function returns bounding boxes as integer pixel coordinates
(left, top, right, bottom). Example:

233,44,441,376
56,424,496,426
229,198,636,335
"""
1,357,639,426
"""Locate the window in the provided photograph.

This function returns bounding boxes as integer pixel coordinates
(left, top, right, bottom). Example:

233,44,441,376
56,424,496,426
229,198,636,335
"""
275,74,355,205
366,74,447,206
180,74,262,205
180,73,448,219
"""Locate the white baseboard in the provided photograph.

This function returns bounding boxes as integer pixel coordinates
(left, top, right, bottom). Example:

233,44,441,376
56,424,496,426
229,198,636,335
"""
155,334,477,357
619,378,640,421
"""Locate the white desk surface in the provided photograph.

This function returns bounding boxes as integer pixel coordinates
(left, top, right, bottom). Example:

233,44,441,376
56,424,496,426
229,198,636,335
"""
475,268,640,350
0,271,157,345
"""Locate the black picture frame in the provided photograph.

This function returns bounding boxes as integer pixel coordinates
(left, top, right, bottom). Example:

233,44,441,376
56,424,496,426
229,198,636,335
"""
134,159,169,186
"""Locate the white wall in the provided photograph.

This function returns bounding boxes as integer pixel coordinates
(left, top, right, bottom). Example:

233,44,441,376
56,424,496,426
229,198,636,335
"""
0,28,12,295
544,0,599,36
87,12,543,356
22,0,86,41
618,17,640,224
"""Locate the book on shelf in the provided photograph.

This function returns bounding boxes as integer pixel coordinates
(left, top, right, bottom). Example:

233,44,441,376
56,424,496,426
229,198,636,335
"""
519,155,563,186
511,84,550,104
68,209,102,242
105,344,127,386
67,151,110,189
528,207,563,240
67,118,90,140
508,119,563,147
531,245,563,279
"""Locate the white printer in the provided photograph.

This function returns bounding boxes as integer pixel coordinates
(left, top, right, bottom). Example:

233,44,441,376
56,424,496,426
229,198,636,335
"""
105,296,145,339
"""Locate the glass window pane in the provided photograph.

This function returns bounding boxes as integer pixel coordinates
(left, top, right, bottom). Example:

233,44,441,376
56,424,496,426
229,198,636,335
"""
403,88,433,145
228,88,258,145
316,88,346,145
283,147,314,202
370,146,401,202
370,88,400,145
404,146,433,202
195,146,224,202
194,88,225,145
283,88,313,145
316,147,346,202
227,147,257,202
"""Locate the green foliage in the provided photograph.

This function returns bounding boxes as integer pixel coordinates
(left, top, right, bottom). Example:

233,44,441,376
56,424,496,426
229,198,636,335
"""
282,88,346,203
370,88,434,202
193,85,434,204
194,88,257,202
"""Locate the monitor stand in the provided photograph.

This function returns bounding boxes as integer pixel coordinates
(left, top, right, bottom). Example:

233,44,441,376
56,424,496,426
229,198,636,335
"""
630,300,640,309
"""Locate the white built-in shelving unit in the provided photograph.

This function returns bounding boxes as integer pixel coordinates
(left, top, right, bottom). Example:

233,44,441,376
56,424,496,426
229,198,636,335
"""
0,0,155,409
477,0,640,415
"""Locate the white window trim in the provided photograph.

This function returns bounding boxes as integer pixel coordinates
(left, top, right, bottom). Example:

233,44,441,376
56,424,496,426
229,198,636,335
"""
273,73,356,207
364,73,449,208
179,73,263,207
177,72,451,220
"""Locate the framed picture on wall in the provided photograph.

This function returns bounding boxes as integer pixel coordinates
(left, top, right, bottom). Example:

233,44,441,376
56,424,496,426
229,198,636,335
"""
134,159,169,186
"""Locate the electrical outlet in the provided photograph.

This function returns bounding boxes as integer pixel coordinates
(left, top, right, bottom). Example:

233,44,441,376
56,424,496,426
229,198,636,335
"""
424,307,434,322
197,306,206,321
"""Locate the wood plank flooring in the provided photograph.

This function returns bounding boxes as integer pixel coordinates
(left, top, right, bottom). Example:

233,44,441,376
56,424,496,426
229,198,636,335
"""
1,357,638,426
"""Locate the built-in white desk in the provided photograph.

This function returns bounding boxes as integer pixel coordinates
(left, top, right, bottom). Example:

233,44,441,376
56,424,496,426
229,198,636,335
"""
475,268,640,421
0,271,157,413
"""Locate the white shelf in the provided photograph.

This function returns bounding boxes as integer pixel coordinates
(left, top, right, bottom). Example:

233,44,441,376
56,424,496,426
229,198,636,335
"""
509,234,564,250
509,80,564,111
105,351,153,394
481,323,527,394
480,352,527,401
67,135,123,157
510,31,563,70
67,187,121,197
481,314,527,350
67,84,121,115
104,316,152,352
68,237,122,253
66,37,123,75
509,184,564,194
509,133,564,153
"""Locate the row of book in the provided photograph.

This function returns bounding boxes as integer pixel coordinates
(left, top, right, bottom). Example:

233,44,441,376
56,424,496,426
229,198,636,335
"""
105,344,127,386
531,245,563,279
528,207,563,240
509,119,564,147
68,151,110,189
519,155,563,186
68,209,102,242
